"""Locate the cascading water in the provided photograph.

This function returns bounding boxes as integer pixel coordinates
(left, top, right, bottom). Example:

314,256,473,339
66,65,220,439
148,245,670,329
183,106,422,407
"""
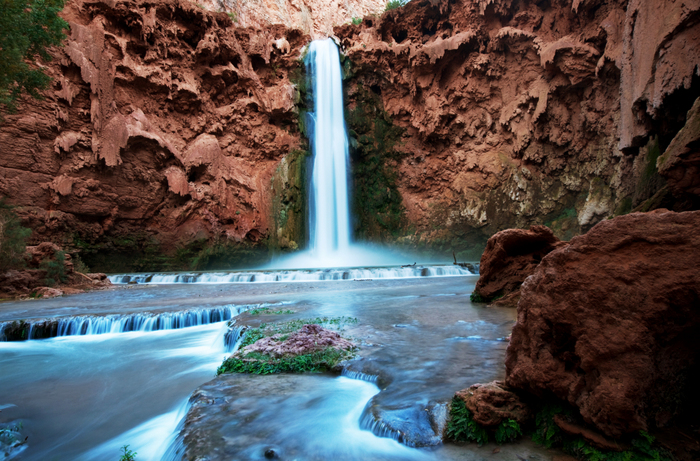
307,38,352,261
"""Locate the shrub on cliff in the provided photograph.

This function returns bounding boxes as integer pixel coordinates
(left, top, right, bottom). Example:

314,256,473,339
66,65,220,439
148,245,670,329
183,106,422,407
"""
0,0,68,114
0,199,30,272
385,0,408,12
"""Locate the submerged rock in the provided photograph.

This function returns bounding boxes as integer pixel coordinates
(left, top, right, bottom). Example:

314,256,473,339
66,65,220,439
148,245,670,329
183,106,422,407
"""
506,210,700,437
473,225,567,305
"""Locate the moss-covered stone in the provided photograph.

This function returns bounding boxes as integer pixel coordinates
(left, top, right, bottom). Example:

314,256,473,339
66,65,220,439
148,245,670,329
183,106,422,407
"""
270,149,309,252
346,84,407,240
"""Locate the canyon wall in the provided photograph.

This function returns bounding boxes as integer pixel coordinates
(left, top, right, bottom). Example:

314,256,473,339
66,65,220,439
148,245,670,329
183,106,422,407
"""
0,0,308,271
198,0,388,39
336,0,700,258
1,0,699,271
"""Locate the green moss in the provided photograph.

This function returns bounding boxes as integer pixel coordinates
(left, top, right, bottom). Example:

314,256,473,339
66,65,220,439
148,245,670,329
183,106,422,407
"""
270,148,309,252
217,347,352,375
614,197,634,216
41,249,67,286
470,292,488,303
217,316,358,375
347,84,406,240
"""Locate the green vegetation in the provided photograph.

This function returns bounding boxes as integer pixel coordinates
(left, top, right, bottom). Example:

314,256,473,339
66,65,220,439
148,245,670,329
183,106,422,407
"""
469,292,487,303
495,419,522,444
347,84,406,240
217,317,358,375
226,11,237,22
72,253,90,274
446,397,489,446
249,307,295,315
119,445,137,461
217,348,352,375
351,17,362,25
532,404,671,461
41,249,67,286
0,198,30,272
385,0,408,12
1,0,68,115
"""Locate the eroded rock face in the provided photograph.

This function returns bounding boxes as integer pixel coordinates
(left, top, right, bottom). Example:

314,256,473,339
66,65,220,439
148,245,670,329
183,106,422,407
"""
0,0,307,271
473,225,567,303
505,210,700,437
199,0,388,39
335,0,700,254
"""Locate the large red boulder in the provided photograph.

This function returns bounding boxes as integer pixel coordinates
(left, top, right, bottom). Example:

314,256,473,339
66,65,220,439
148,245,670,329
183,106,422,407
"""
505,210,700,437
473,225,567,304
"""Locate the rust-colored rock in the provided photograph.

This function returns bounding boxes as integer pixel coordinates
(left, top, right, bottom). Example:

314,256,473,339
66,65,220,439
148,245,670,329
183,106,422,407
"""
454,381,531,427
0,0,308,270
335,0,700,251
0,242,111,299
473,225,567,302
506,210,700,437
238,323,355,358
553,415,629,452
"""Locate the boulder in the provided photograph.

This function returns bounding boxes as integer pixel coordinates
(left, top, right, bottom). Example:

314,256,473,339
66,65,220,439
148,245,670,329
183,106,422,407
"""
473,225,567,304
455,381,531,427
506,210,700,437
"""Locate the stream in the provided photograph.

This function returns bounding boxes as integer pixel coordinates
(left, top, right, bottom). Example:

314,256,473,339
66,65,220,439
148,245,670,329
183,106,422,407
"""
0,274,556,461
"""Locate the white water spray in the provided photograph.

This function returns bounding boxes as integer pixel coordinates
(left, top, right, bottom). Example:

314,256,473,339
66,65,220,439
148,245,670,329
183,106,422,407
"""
308,38,352,260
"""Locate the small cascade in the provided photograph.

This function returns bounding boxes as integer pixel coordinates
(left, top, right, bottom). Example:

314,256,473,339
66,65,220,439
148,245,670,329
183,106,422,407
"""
359,411,407,446
0,302,292,341
223,321,247,352
108,264,477,285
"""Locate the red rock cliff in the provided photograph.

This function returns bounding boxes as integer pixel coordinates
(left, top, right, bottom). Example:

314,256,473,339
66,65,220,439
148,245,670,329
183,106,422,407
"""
336,0,700,256
0,0,307,270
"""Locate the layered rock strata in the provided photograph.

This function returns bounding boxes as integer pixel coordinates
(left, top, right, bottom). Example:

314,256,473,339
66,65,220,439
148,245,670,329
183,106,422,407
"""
505,210,700,437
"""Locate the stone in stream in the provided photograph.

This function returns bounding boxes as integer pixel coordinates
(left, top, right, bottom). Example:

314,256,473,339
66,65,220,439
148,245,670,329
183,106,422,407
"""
506,210,700,438
238,324,355,358
454,381,531,427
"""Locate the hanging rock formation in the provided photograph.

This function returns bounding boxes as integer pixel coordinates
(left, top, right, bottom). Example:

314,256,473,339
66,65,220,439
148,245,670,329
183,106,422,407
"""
335,0,700,255
505,209,700,437
0,0,307,271
1,0,700,270
198,0,388,39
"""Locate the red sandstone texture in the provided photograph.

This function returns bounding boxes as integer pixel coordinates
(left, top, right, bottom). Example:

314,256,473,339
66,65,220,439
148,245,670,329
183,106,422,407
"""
238,323,355,358
335,0,700,249
505,210,700,437
0,0,306,266
473,225,566,303
1,0,700,267
0,242,111,298
454,381,530,427
198,0,387,39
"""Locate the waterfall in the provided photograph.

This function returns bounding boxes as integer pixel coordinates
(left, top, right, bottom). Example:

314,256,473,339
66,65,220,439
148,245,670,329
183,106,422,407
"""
306,38,352,261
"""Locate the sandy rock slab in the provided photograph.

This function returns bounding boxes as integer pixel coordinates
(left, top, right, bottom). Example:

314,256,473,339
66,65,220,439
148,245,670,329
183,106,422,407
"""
506,210,700,438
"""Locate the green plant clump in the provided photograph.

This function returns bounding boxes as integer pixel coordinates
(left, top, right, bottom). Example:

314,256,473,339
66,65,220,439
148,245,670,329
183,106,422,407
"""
469,292,487,303
217,347,351,375
226,11,237,22
119,444,137,461
351,17,362,25
0,198,30,272
495,419,522,444
446,397,489,446
217,317,358,375
385,0,408,12
41,249,67,286
532,404,671,461
1,0,68,115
